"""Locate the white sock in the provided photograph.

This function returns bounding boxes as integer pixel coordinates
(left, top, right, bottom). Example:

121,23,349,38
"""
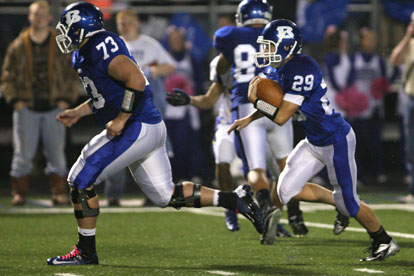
78,227,96,236
213,190,220,206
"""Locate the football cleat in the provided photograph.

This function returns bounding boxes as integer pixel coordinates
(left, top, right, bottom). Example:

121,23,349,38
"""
360,239,400,262
276,224,293,238
234,185,264,234
47,246,99,266
225,209,240,231
260,206,281,245
288,213,308,237
333,210,350,235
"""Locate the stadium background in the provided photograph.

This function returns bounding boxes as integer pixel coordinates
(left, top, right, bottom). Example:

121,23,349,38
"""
0,0,411,197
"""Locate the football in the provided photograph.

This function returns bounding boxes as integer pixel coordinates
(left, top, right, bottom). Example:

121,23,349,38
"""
255,78,284,107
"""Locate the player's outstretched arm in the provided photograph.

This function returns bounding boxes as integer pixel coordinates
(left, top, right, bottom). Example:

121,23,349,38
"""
227,110,263,134
216,54,231,76
167,81,224,109
56,99,93,127
190,81,224,109
106,55,146,136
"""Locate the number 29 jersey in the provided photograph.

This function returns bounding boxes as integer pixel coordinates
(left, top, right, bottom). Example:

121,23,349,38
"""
72,31,161,127
214,26,264,109
264,54,350,146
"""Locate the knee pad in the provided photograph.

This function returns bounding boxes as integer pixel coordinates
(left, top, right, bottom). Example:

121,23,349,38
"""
71,188,100,219
168,183,201,209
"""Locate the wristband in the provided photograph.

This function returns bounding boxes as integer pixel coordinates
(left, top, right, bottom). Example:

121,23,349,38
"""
120,87,144,113
254,99,278,120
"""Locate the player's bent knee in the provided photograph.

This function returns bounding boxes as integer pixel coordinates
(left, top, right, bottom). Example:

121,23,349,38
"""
168,182,201,209
333,193,360,218
277,183,298,205
71,187,100,219
334,201,359,218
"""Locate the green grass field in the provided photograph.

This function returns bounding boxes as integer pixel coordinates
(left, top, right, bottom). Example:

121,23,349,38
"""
1,199,413,276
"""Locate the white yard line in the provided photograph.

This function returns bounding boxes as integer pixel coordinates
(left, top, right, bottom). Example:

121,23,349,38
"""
207,270,238,275
2,202,414,239
354,268,384,274
54,273,83,276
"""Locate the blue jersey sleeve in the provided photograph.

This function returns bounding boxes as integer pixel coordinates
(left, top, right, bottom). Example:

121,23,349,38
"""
89,32,132,74
213,26,235,60
281,55,323,98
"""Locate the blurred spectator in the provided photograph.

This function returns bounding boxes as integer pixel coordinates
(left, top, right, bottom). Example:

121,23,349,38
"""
390,13,414,203
163,27,205,182
1,1,78,205
167,12,211,63
346,28,390,186
116,9,176,115
104,9,177,206
218,14,236,29
322,25,352,116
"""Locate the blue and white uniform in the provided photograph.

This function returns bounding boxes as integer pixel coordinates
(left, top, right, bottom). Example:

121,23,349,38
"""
68,31,173,207
267,54,360,217
214,25,293,175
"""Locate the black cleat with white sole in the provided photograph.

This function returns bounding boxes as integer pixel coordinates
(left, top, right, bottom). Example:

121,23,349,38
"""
260,206,281,245
288,213,308,237
234,185,264,234
360,239,400,262
333,210,350,235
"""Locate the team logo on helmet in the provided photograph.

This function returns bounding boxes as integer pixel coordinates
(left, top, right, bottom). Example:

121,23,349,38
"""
255,19,302,68
64,10,81,25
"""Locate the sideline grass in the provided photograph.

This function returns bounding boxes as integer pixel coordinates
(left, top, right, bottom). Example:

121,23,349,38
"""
1,207,413,276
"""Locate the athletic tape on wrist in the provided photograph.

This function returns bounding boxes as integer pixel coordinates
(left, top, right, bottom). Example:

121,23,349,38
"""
255,99,278,119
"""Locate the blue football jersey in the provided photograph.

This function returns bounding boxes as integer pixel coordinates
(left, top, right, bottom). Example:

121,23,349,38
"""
72,31,161,127
214,26,264,109
264,54,350,146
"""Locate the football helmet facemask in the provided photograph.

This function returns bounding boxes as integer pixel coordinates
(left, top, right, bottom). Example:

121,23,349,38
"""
235,0,273,27
56,1,104,54
255,19,302,68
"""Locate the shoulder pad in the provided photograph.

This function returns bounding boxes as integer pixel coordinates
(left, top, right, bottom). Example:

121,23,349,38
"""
213,26,236,51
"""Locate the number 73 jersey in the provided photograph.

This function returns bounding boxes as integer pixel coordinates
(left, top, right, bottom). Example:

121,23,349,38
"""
264,54,350,147
214,26,264,109
71,31,161,127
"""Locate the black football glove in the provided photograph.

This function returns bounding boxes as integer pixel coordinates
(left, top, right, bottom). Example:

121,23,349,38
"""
166,88,191,106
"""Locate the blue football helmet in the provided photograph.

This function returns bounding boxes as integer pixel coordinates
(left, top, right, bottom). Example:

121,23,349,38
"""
255,19,302,68
235,0,273,27
56,1,104,53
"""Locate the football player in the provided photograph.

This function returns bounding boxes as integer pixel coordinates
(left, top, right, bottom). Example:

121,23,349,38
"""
47,2,263,266
213,0,307,243
167,56,292,237
228,19,400,261
178,55,241,231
